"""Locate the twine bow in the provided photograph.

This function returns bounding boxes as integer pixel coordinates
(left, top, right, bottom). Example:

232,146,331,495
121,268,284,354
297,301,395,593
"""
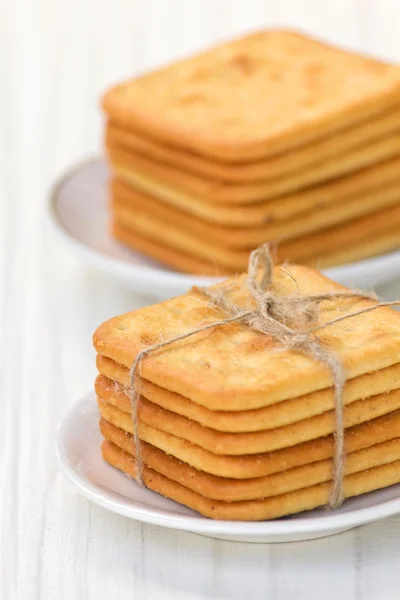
129,244,400,509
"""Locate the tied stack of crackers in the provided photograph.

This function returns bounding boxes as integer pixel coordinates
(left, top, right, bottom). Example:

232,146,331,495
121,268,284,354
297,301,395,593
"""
102,30,400,275
93,258,400,521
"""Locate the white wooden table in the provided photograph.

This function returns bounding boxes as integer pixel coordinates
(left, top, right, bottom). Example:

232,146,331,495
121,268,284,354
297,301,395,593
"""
2,1,400,598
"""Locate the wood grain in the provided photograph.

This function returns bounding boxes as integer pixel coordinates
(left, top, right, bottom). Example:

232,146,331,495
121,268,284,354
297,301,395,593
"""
1,0,400,598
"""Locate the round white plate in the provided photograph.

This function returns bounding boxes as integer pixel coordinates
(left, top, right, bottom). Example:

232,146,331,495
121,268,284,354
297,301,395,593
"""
48,158,400,300
57,392,400,544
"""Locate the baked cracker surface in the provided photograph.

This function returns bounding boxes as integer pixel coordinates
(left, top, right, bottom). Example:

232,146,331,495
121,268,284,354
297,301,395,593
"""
93,266,400,410
102,29,400,161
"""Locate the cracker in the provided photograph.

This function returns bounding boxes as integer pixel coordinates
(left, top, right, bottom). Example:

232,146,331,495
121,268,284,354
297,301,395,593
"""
112,206,249,270
93,266,400,410
112,222,227,276
101,410,400,479
111,201,400,271
112,222,397,275
100,418,400,501
102,441,400,519
107,134,400,203
101,30,400,162
112,154,400,226
95,362,400,432
106,106,400,182
97,386,400,454
112,181,400,246
309,228,400,268
280,203,400,262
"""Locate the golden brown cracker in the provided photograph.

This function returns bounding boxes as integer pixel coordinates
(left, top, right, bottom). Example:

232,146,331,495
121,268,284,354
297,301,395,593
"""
95,363,400,432
106,106,400,182
100,418,400,501
280,202,400,261
107,135,400,203
309,229,400,268
112,221,399,275
112,181,400,246
97,386,400,455
112,200,400,271
112,221,227,276
93,266,400,411
112,154,400,227
102,410,400,479
102,440,400,520
102,30,400,162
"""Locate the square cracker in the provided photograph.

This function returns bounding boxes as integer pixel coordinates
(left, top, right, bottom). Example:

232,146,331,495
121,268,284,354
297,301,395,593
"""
102,441,400,520
95,361,400,432
106,106,400,183
93,266,400,410
107,133,400,203
100,419,400,502
315,228,400,269
97,385,400,455
111,201,400,272
102,30,400,162
112,223,226,276
111,151,400,226
111,180,400,247
111,220,400,275
99,407,400,480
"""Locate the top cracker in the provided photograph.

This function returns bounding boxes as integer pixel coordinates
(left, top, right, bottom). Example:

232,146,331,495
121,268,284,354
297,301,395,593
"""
102,30,400,162
93,265,400,411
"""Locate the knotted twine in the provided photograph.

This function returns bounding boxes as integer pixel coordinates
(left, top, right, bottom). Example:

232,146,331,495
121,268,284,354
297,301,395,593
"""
129,244,400,508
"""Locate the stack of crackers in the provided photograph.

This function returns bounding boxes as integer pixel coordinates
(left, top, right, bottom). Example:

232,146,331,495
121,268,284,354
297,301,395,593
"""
102,30,400,275
93,264,400,520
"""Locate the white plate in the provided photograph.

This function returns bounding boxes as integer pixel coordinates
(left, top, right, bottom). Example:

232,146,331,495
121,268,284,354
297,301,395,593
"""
56,392,400,544
48,158,400,300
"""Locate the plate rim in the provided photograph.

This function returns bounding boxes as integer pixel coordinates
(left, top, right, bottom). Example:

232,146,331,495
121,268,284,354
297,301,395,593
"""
47,156,221,289
47,157,400,291
56,392,400,538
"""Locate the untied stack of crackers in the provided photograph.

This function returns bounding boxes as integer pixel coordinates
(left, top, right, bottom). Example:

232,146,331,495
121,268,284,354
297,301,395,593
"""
93,262,400,520
102,30,400,275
